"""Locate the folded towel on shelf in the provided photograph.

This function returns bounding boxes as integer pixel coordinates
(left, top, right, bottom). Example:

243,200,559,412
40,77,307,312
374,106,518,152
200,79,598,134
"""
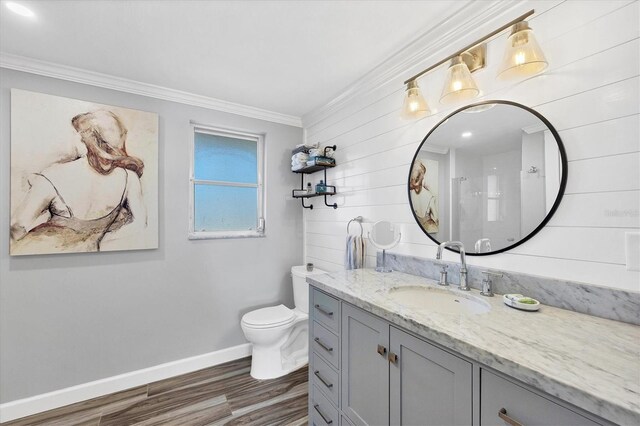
292,143,318,155
292,152,309,161
345,234,365,270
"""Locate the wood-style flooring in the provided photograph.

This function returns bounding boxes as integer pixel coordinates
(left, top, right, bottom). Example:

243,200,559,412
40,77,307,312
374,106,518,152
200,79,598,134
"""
2,357,309,426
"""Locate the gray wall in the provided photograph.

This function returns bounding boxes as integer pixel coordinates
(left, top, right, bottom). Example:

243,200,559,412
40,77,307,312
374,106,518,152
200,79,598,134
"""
0,69,303,402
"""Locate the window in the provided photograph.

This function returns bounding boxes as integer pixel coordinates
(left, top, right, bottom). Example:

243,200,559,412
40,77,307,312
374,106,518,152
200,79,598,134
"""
189,123,264,239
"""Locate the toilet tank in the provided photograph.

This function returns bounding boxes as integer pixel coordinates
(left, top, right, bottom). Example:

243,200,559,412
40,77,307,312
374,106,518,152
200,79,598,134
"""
291,265,326,314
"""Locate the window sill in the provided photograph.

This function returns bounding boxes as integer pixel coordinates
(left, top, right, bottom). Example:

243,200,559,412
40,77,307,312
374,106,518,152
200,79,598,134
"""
188,230,265,240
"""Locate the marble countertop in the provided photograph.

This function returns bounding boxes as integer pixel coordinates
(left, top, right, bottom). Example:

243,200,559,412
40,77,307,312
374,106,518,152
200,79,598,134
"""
307,269,640,425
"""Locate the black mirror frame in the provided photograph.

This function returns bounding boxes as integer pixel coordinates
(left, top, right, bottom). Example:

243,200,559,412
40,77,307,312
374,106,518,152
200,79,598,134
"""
407,100,568,256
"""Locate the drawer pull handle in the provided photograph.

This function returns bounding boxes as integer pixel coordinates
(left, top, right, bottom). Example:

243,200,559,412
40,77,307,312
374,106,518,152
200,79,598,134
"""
498,408,523,426
388,352,398,364
314,370,333,388
314,403,333,424
314,337,334,353
377,345,387,356
315,304,334,317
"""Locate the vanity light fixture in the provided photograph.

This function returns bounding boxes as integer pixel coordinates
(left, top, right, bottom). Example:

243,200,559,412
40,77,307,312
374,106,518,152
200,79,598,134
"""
401,9,547,119
5,1,35,17
401,80,430,119
440,55,480,104
497,21,548,80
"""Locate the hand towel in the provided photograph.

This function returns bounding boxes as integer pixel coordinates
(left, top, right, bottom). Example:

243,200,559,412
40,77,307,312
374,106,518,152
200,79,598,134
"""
345,234,365,270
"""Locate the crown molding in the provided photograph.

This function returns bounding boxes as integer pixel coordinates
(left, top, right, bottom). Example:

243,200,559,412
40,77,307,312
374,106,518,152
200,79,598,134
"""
0,53,302,128
423,145,450,155
522,123,548,134
302,0,530,128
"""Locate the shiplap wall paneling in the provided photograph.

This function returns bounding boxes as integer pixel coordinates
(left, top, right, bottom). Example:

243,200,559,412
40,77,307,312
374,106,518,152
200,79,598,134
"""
303,0,640,291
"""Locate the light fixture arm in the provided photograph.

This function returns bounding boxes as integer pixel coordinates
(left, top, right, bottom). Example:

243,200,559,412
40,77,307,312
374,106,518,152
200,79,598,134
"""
403,9,535,85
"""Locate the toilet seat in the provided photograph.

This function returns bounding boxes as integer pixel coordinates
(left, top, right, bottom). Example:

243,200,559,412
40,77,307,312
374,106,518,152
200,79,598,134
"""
241,304,295,329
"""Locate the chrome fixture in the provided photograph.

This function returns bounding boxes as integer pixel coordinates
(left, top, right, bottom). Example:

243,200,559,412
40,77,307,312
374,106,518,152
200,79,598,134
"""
435,262,449,286
436,241,469,291
480,270,504,297
346,216,364,237
401,9,548,119
475,238,492,253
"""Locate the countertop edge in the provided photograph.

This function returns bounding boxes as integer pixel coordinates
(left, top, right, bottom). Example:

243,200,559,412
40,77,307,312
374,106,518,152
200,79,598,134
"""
307,275,638,426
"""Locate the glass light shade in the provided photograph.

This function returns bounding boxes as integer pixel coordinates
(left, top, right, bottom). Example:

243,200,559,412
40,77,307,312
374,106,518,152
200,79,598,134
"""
440,56,479,104
401,81,430,119
497,21,548,80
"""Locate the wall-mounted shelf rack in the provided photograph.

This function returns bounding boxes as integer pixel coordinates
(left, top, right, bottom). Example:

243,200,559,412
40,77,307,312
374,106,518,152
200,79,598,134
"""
291,145,337,210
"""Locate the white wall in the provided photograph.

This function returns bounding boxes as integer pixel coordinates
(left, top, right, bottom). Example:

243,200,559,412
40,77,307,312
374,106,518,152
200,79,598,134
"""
0,69,303,402
302,0,640,291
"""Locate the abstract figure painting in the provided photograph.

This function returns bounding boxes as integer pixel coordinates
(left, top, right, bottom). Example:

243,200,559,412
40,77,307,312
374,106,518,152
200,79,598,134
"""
10,90,158,255
409,157,439,234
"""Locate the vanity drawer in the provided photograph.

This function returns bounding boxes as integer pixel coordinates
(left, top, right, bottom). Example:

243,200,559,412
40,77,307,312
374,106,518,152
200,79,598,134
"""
312,320,340,369
311,352,339,407
481,370,603,426
312,288,341,333
311,384,339,426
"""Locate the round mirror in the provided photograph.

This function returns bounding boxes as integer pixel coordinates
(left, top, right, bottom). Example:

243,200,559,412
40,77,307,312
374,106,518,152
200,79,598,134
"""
369,221,401,249
408,101,567,255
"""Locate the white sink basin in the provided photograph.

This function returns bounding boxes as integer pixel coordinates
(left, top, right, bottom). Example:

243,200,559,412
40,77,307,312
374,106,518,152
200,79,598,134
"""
387,285,491,315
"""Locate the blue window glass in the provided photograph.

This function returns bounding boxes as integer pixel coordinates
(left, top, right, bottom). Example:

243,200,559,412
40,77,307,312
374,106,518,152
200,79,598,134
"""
194,133,257,183
194,185,257,232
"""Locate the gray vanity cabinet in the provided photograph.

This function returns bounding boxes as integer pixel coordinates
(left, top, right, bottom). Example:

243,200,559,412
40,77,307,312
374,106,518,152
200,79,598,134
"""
341,304,390,426
341,304,473,426
310,286,612,426
389,326,473,425
480,370,603,426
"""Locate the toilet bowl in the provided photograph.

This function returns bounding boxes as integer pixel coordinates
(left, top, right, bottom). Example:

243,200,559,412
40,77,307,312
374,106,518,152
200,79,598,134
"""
241,265,326,380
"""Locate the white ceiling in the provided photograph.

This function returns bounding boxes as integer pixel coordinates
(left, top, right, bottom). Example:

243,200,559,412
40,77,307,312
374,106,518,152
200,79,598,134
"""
427,104,543,155
0,0,469,118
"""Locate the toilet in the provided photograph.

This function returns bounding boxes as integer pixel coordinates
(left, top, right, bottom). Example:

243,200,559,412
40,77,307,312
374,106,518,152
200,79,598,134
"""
241,265,326,380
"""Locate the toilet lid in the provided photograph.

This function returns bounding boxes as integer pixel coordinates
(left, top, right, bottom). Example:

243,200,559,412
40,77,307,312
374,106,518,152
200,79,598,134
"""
242,304,295,328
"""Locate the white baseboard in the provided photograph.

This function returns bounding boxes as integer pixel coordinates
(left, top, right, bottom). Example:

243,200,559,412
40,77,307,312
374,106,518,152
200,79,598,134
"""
0,343,252,423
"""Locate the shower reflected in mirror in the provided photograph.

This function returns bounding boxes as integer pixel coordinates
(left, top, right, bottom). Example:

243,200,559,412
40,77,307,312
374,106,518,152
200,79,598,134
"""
408,101,567,255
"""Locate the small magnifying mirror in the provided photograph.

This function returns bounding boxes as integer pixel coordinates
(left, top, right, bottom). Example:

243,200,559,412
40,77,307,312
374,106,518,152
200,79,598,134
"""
369,221,401,273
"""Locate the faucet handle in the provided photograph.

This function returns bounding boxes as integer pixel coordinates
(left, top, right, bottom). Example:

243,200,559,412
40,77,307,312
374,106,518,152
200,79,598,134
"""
480,270,502,297
434,260,448,270
434,261,449,286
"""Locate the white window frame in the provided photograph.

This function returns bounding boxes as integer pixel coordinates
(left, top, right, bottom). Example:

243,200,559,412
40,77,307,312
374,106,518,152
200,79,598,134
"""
188,122,265,240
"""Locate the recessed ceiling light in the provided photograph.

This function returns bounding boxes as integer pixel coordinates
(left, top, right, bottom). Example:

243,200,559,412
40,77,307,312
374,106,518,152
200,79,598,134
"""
6,2,35,18
461,131,472,138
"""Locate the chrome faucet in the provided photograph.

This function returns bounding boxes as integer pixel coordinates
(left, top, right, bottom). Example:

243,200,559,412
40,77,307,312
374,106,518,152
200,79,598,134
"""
474,238,491,253
436,241,469,291
480,270,503,297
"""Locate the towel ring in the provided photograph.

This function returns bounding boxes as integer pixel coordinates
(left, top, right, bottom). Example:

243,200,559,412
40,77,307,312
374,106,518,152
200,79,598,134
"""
347,216,363,237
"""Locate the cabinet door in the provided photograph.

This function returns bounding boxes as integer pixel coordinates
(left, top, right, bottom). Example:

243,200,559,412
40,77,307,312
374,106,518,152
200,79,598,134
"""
342,304,390,426
390,327,472,426
480,369,603,426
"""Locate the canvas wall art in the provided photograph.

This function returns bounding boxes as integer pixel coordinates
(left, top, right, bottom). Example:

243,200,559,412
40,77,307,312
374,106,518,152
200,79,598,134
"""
409,157,439,234
10,89,159,255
